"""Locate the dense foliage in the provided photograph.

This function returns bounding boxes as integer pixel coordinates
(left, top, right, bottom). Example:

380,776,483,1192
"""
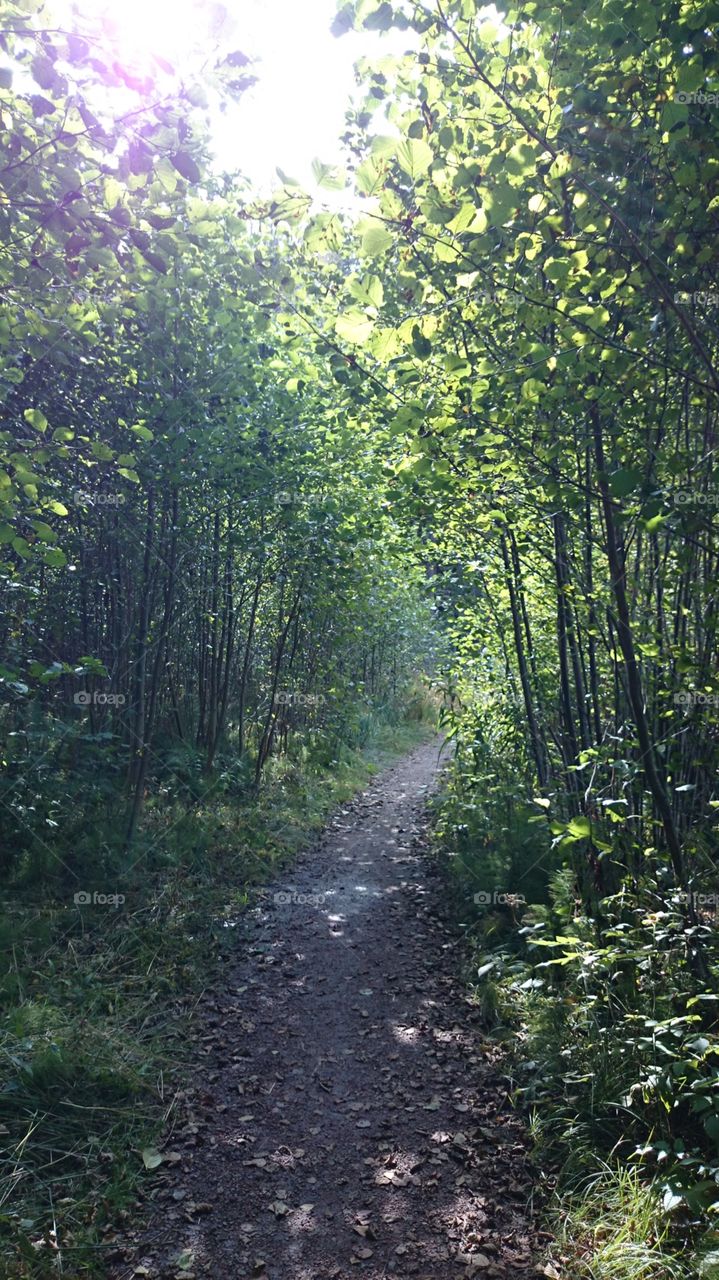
315,0,719,1272
2,0,719,1272
0,0,434,887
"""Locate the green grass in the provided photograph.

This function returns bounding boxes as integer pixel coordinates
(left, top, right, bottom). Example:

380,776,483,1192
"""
0,712,437,1278
545,1164,695,1280
427,783,706,1280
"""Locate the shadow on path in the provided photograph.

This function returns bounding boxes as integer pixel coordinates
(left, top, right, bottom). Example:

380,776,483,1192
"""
112,740,535,1280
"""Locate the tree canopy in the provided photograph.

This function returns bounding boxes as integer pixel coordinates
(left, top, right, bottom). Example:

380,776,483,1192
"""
1,0,719,1273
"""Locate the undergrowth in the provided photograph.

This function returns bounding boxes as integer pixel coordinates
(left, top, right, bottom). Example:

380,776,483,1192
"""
430,729,717,1280
0,706,437,1278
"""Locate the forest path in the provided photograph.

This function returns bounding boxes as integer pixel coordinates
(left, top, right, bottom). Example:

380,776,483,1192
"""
113,740,535,1280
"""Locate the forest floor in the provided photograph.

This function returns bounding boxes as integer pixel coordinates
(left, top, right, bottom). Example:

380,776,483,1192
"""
108,740,537,1280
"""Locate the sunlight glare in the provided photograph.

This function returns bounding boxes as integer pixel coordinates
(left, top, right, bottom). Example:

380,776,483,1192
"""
62,0,422,189
71,0,228,71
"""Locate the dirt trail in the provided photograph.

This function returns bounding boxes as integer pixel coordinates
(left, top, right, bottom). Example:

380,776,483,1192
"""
113,740,535,1280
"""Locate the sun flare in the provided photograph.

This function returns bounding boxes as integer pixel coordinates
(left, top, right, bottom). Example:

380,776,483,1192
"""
68,0,232,74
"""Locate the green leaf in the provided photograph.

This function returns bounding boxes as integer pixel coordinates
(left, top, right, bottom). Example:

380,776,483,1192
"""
396,138,433,179
331,4,355,36
170,152,202,184
567,816,591,838
676,60,704,94
485,181,517,226
91,441,115,461
521,378,544,402
362,2,394,30
103,177,124,207
609,468,643,498
412,330,432,359
336,310,375,345
29,520,57,543
24,408,48,434
348,274,384,308
360,223,394,257
142,251,169,274
446,204,477,234
42,546,67,568
444,353,470,376
645,514,665,532
156,156,178,192
30,94,55,116
544,258,570,285
465,208,488,234
311,158,346,191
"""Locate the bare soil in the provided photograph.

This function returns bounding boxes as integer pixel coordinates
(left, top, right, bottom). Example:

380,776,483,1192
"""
111,740,536,1280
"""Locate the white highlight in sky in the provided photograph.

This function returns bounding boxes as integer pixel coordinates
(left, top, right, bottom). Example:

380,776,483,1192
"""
217,0,373,188
65,0,418,191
